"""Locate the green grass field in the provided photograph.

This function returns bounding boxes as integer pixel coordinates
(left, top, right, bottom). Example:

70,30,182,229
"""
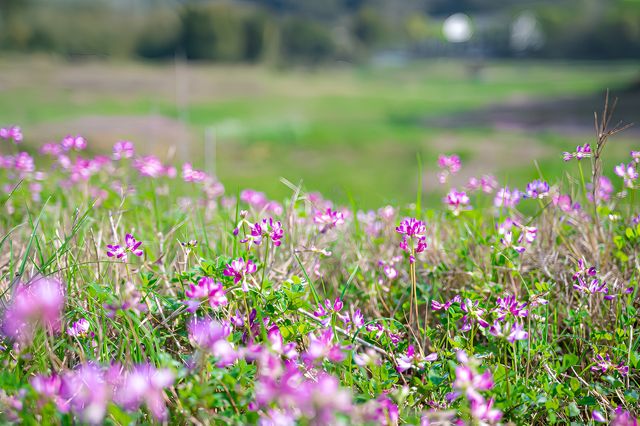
1,56,638,207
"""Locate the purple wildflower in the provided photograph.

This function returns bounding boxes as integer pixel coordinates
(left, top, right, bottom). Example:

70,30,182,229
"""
444,189,471,215
223,258,257,291
437,154,462,184
525,179,550,199
396,217,427,263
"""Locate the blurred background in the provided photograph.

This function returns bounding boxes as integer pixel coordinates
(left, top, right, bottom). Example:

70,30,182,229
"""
1,0,639,207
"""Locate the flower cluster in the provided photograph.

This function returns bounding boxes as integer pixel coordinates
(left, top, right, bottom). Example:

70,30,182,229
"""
494,186,521,208
314,207,346,232
240,217,284,248
591,353,629,376
0,126,22,143
562,143,591,161
466,174,498,193
31,363,174,423
437,154,462,184
444,189,471,215
450,351,502,424
185,277,228,311
396,217,427,263
525,179,550,199
615,161,638,188
1,276,65,346
223,257,257,291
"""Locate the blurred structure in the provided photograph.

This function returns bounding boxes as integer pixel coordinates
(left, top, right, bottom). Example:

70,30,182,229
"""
1,0,639,63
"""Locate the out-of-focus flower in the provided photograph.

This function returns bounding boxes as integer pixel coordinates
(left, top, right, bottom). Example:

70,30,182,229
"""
104,282,147,317
117,364,174,421
615,162,638,188
134,155,167,178
0,126,23,143
31,373,68,412
437,154,461,184
525,180,549,199
185,277,228,311
2,276,65,345
587,176,613,203
302,328,349,365
552,194,581,214
494,187,521,208
112,140,134,160
489,321,528,343
563,143,591,161
182,163,209,183
470,398,502,424
314,208,345,232
188,317,237,367
611,408,638,426
444,189,471,215
60,135,87,151
61,363,115,425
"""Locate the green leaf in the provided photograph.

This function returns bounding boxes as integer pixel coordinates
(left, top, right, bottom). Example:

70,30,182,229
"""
566,402,580,417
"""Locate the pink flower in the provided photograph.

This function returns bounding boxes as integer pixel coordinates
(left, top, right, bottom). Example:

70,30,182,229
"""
240,189,268,209
61,363,114,424
223,258,257,291
460,299,490,331
182,162,209,183
60,135,87,151
117,364,174,421
494,187,521,208
14,152,35,174
396,345,437,372
591,354,629,376
615,162,638,188
437,154,461,183
0,125,23,143
396,217,427,263
470,398,503,423
444,189,470,215
185,277,228,311
31,373,68,412
552,194,581,214
488,321,528,343
40,143,62,156
67,318,91,338
106,233,143,260
188,317,237,367
303,328,349,365
112,140,134,160
2,276,65,344
314,208,346,232
241,218,284,248
133,155,166,178
563,143,591,161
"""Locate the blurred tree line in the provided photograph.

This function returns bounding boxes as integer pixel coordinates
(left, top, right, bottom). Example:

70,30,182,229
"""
0,0,638,62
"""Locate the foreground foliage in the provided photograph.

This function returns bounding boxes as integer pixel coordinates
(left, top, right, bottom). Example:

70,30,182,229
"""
0,122,638,425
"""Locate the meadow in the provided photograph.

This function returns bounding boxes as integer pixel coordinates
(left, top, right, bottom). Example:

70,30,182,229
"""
1,57,639,206
0,59,639,425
